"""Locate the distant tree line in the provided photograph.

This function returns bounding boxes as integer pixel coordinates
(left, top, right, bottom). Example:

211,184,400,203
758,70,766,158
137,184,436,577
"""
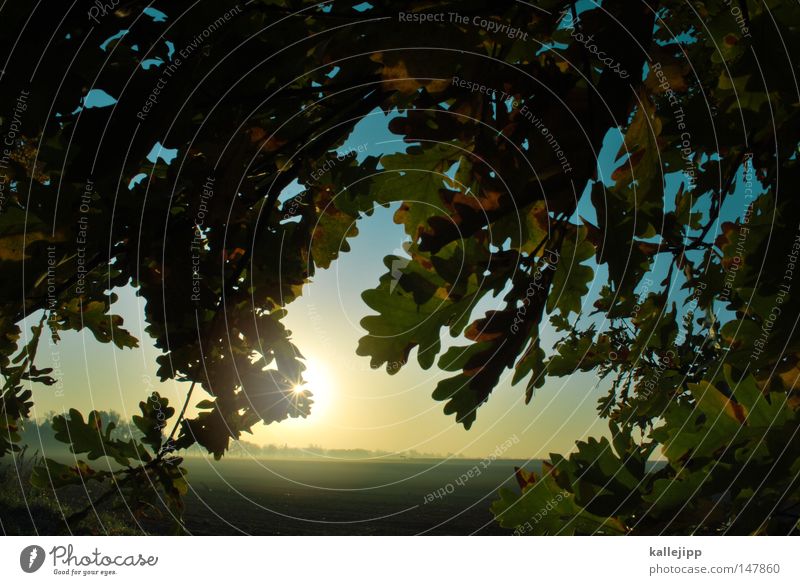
14,414,454,461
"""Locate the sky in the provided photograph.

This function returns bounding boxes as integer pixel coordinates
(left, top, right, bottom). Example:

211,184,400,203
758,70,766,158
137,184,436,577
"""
22,6,759,461
23,107,620,461
23,105,758,462
25,254,611,461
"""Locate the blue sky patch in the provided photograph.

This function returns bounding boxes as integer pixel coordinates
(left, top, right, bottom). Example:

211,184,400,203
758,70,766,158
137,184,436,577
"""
100,30,128,51
143,7,168,22
146,142,179,165
128,173,148,190
84,89,118,109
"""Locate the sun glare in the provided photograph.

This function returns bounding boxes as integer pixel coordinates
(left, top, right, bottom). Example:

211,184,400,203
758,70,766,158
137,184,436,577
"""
298,359,333,418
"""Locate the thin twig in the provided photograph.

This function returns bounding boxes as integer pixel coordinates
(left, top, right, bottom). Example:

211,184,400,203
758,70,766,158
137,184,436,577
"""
684,142,751,251
160,381,196,458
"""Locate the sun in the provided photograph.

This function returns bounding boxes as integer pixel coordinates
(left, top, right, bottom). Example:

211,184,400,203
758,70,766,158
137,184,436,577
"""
294,359,334,419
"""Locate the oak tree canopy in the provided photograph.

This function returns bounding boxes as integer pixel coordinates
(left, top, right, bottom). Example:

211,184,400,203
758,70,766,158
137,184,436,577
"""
1,0,799,534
